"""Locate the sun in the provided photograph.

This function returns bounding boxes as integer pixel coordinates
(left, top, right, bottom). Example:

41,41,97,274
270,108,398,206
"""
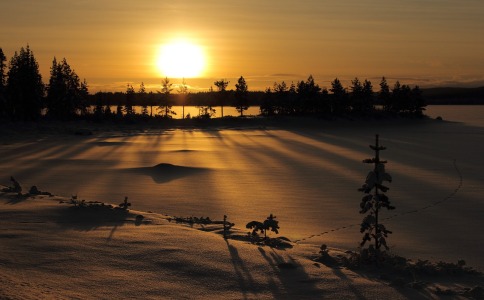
156,40,206,78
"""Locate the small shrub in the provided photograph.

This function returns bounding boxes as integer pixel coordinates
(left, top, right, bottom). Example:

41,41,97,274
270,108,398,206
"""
246,213,280,239
118,196,131,210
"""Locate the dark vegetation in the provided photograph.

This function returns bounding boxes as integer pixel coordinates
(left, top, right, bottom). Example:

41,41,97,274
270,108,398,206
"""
0,45,431,123
315,248,482,297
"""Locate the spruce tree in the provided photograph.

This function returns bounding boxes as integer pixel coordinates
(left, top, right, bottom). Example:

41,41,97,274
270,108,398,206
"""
0,48,7,117
358,134,395,261
6,45,44,120
214,79,229,117
157,77,175,118
235,76,249,116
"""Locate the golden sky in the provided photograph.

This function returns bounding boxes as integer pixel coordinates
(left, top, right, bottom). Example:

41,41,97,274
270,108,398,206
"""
2,0,484,92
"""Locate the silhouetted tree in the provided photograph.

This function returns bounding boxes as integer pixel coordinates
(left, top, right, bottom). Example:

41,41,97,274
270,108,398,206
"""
116,103,123,119
157,77,176,118
358,134,394,263
104,103,113,119
178,78,189,119
260,87,275,116
297,75,322,115
361,80,374,113
351,77,375,113
138,82,148,117
410,85,426,116
46,57,88,119
379,77,391,112
330,78,348,115
124,84,135,117
350,77,363,112
93,92,105,120
0,48,6,117
148,91,155,117
235,76,249,116
214,79,229,117
272,81,287,115
391,81,413,114
6,45,44,120
0,48,6,88
273,81,290,115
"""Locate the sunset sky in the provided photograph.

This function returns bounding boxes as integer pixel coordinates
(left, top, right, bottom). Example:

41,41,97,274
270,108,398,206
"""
2,0,484,92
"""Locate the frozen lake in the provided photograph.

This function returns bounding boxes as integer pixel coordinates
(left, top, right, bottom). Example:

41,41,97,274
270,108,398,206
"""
2,105,484,270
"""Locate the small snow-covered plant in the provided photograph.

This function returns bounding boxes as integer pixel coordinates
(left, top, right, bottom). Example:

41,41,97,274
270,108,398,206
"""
246,214,280,239
358,135,395,261
119,196,131,210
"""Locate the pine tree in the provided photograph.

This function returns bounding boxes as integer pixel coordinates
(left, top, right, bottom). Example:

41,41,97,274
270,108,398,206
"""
157,77,175,118
0,48,7,117
46,57,87,119
214,79,229,118
178,78,189,119
235,76,249,116
124,84,135,116
138,82,148,117
330,78,348,115
379,77,391,112
6,45,44,120
358,134,395,262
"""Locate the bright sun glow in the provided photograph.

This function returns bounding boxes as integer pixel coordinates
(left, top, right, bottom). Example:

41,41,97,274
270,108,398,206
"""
156,40,205,78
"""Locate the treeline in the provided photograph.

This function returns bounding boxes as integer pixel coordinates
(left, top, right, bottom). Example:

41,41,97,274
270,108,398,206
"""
260,76,425,117
92,75,426,119
0,45,426,122
0,46,88,121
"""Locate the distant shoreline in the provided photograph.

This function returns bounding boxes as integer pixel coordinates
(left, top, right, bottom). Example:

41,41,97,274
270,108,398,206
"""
0,114,440,139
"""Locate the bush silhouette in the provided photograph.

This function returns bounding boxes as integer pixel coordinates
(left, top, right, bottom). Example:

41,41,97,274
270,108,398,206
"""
246,213,279,239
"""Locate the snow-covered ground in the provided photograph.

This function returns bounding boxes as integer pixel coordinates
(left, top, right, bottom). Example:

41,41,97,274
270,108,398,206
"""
1,114,483,271
1,107,484,298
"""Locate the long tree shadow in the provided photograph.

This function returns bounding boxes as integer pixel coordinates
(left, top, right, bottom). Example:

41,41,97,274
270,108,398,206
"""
257,246,324,298
4,193,30,204
54,205,136,232
123,163,210,184
225,239,258,300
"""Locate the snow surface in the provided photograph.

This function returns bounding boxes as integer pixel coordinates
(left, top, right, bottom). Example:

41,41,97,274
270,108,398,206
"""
1,110,484,298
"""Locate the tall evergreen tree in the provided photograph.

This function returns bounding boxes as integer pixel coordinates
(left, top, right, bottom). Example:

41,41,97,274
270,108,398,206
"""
361,79,375,113
379,77,391,112
124,84,135,116
6,45,44,120
178,78,189,119
0,48,6,88
157,77,175,118
138,82,148,117
260,87,275,116
297,75,321,115
330,78,348,115
93,92,105,120
235,76,249,116
214,79,229,117
350,77,363,112
46,57,87,119
359,135,394,263
410,85,426,116
273,81,289,115
0,48,7,117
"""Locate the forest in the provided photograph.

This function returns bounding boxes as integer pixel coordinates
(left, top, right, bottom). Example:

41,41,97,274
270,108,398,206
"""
1,45,428,121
